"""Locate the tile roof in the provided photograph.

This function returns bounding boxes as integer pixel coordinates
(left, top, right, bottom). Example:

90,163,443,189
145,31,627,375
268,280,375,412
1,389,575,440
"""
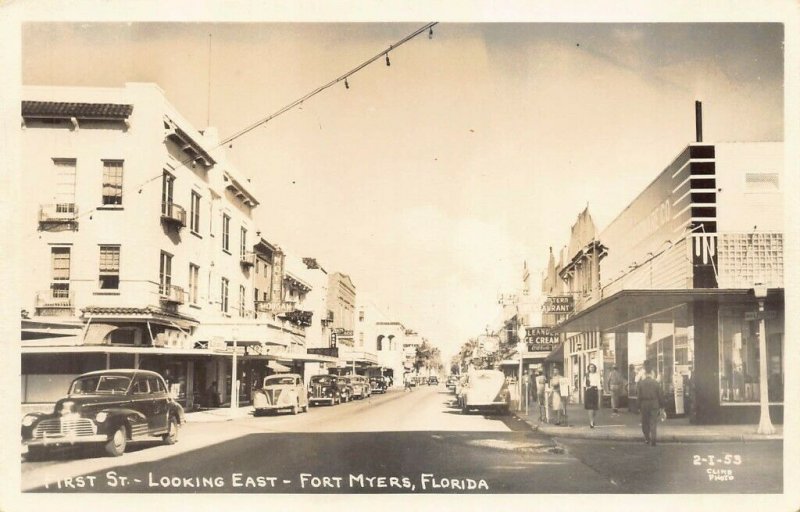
22,101,133,119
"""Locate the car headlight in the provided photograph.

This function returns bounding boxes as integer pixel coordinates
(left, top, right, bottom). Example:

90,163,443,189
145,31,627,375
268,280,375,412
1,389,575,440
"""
22,414,38,427
95,412,108,423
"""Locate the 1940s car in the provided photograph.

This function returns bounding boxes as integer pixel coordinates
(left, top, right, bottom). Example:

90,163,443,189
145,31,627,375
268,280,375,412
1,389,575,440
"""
346,375,371,399
369,376,388,394
252,374,309,416
308,374,351,406
21,369,185,459
460,369,511,415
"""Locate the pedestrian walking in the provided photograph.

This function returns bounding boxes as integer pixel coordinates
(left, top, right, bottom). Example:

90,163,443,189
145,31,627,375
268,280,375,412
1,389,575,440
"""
606,365,625,414
584,363,601,428
636,360,665,446
549,368,565,425
535,370,547,421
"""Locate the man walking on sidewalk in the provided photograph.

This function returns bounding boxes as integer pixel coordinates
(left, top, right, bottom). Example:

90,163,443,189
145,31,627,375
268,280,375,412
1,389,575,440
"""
606,365,624,414
636,361,665,446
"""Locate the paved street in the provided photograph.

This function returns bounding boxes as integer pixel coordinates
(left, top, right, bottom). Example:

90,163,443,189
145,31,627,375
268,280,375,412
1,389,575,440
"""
22,386,781,493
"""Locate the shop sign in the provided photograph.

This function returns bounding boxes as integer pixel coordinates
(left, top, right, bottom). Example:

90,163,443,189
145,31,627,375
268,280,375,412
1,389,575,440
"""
542,296,574,314
308,347,339,358
744,310,777,321
525,327,560,352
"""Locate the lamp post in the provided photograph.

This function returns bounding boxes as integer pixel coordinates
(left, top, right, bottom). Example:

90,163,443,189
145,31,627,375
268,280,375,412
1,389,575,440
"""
517,325,527,412
753,283,775,435
230,328,239,417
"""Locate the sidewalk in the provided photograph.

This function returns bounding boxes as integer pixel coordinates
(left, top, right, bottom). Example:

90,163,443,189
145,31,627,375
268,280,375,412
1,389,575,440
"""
514,402,783,443
184,404,254,423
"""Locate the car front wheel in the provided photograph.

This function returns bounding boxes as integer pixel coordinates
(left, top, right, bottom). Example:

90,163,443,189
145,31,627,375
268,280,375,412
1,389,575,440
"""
105,424,128,457
292,401,300,415
162,416,178,445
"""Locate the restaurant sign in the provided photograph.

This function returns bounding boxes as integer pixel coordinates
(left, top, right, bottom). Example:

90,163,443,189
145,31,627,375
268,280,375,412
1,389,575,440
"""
542,295,574,314
525,327,560,352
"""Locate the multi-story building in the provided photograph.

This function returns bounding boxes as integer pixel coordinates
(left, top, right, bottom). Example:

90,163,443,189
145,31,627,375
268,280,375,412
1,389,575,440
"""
20,83,333,410
550,140,784,424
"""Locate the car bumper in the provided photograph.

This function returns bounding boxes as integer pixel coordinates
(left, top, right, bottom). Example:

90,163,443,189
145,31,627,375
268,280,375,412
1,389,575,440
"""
465,401,509,408
309,397,336,403
23,434,108,447
254,404,292,411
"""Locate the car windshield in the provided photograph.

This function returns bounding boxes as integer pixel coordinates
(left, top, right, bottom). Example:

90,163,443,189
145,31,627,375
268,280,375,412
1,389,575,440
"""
70,375,131,395
265,376,296,386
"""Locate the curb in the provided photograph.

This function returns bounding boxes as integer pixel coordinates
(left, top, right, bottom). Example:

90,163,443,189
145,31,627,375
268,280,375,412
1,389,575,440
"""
516,413,783,443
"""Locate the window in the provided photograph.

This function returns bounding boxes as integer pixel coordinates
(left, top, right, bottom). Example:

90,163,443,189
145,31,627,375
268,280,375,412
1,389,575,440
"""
222,214,231,252
161,171,175,215
359,310,365,322
719,305,784,404
220,277,229,313
240,227,247,259
159,251,172,295
53,159,76,211
189,263,200,305
254,288,259,304
98,246,120,289
102,160,124,205
239,285,246,317
190,191,201,233
51,247,71,297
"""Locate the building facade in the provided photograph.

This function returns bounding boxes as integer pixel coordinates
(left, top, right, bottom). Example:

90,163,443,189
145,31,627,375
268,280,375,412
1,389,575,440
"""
550,141,784,424
20,83,335,411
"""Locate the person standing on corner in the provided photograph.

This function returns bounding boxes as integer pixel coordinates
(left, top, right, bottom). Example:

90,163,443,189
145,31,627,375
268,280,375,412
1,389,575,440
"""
637,360,665,446
535,370,547,422
549,368,564,425
606,365,625,415
584,363,601,428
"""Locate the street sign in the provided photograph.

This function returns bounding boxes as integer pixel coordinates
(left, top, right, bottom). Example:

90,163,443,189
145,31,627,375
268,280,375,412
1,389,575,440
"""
744,311,777,321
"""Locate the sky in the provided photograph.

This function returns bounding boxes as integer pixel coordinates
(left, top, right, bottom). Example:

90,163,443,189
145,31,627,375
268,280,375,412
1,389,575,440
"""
21,21,784,361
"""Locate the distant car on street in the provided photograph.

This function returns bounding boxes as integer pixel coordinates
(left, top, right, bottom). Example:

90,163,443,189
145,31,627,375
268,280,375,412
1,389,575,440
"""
345,375,371,399
21,369,185,459
369,376,388,394
428,376,439,385
308,374,345,405
460,370,511,414
446,375,459,391
252,374,309,416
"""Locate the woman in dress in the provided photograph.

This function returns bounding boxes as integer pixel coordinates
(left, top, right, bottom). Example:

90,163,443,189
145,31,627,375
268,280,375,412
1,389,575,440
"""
549,367,564,425
585,363,601,428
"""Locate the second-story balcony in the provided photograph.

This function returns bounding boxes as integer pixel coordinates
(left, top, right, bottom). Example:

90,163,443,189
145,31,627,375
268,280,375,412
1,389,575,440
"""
240,251,256,269
160,284,186,305
35,288,75,316
39,203,78,229
160,202,186,229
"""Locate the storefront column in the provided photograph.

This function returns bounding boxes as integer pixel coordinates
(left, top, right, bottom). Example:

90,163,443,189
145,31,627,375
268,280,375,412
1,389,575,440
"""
186,362,195,410
692,300,718,424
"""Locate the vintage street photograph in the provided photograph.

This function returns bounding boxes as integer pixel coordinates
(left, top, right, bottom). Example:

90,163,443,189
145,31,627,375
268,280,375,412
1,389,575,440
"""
3,2,797,510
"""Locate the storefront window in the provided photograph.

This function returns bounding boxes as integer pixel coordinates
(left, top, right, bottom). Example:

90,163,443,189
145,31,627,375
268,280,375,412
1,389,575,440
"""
719,305,784,404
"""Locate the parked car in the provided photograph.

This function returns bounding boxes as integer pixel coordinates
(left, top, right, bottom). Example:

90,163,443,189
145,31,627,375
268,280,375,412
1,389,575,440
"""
428,376,439,385
308,374,350,406
460,370,511,414
369,376,388,394
446,375,459,390
345,375,370,399
338,375,367,399
252,374,309,416
21,369,185,459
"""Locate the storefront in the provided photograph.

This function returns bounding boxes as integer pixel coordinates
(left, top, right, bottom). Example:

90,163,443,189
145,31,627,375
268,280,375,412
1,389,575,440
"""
556,289,784,424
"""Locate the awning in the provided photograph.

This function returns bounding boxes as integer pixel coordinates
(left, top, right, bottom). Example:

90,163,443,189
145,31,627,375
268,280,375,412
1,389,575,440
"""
21,318,84,344
553,288,778,333
274,352,338,364
21,345,215,357
545,342,565,363
497,351,550,366
268,360,292,372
